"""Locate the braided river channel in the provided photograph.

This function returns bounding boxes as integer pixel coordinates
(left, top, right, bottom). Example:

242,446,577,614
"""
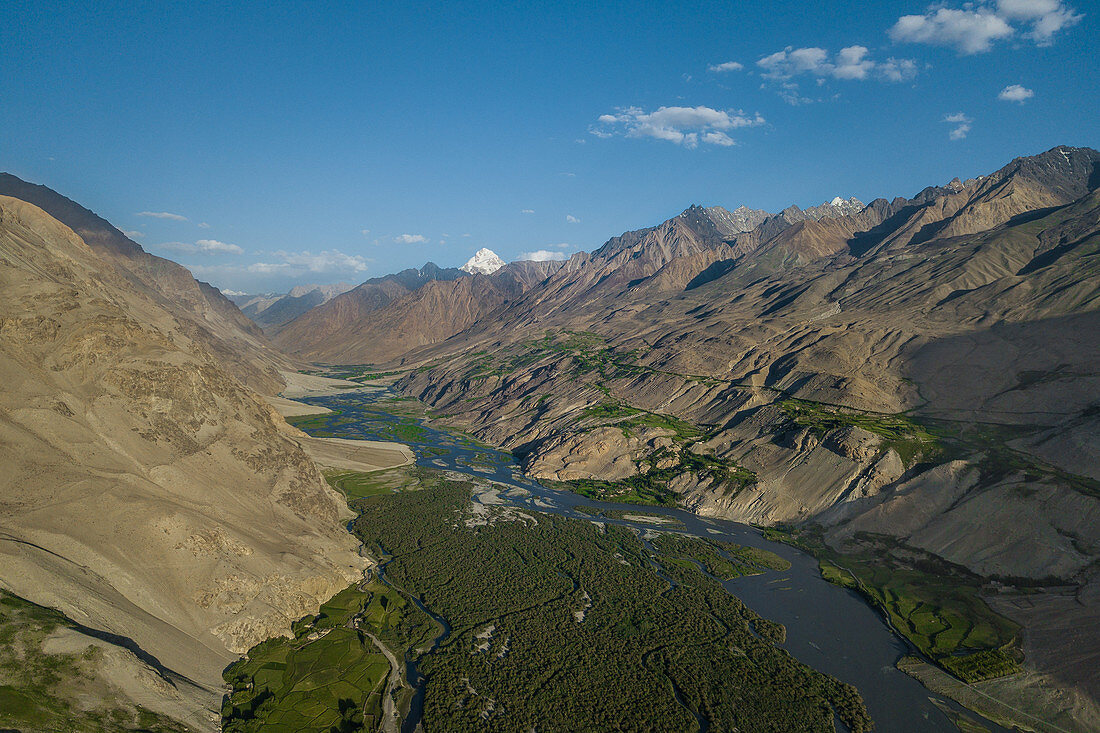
296,387,1008,733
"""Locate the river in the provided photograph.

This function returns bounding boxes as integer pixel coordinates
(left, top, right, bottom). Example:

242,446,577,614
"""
297,387,1008,733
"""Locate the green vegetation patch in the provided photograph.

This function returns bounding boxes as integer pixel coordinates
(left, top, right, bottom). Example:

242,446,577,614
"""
765,526,1023,683
222,582,435,733
552,399,757,507
349,470,872,731
286,409,357,438
653,533,791,580
549,475,679,507
0,591,189,733
780,399,941,466
579,400,704,443
549,444,757,508
781,400,1100,499
348,370,408,382
289,396,430,444
580,400,641,421
457,330,646,383
324,468,420,500
926,419,1100,499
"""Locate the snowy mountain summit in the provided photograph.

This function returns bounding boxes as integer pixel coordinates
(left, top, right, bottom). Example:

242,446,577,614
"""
460,248,506,275
802,196,865,220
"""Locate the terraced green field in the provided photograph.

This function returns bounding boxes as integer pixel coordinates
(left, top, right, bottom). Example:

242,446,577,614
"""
222,582,434,732
769,527,1022,683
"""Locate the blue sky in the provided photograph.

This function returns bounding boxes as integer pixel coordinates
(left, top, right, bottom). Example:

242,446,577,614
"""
2,0,1097,293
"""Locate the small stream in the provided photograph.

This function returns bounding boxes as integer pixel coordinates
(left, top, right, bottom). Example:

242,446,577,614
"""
372,558,451,733
300,387,1009,733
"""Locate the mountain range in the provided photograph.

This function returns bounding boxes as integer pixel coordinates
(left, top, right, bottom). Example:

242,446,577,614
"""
273,258,563,363
269,145,1100,728
1,145,1098,730
226,282,355,332
232,249,510,336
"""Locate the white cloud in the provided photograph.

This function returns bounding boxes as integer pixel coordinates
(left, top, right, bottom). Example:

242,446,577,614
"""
121,229,143,239
521,209,535,214
198,222,210,229
244,262,285,274
591,105,765,148
890,8,1013,53
1028,6,1082,43
997,0,1063,18
833,46,876,79
185,257,367,292
519,249,570,262
700,131,736,146
158,239,244,255
196,239,244,254
997,0,1082,43
877,57,920,82
758,47,826,78
949,125,971,140
890,2,1080,53
944,112,973,140
137,211,187,221
395,233,428,244
998,83,1034,102
708,61,744,72
566,214,580,223
361,228,371,236
248,250,369,274
757,45,919,82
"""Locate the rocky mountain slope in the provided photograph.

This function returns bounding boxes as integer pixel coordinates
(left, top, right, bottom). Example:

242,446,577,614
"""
0,194,368,729
276,259,564,364
299,145,1100,729
0,174,296,395
231,282,354,332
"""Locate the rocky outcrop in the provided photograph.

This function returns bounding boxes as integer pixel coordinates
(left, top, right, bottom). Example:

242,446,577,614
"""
524,426,643,481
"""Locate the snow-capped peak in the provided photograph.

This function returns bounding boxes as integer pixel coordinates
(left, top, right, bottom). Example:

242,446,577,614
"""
460,248,506,275
830,196,845,206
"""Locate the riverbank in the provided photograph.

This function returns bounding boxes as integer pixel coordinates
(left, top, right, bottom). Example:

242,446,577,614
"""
269,372,416,475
